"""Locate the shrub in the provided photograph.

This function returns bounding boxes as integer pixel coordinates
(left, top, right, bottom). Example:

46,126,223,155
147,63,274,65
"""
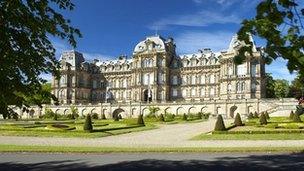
83,114,93,132
295,105,304,115
70,106,79,119
137,114,145,125
197,112,203,119
289,111,294,120
53,113,58,121
293,113,302,123
165,113,175,121
91,113,98,120
101,113,106,120
182,113,188,121
254,111,259,118
158,114,165,122
214,115,226,131
265,111,270,119
234,113,243,126
259,113,267,125
248,112,254,119
113,114,119,121
43,108,55,119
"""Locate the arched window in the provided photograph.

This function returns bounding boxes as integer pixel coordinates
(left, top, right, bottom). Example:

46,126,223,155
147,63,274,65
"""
182,76,187,85
172,88,178,97
227,83,232,92
200,75,205,84
228,65,233,75
182,89,187,97
158,72,164,84
210,87,215,96
237,64,246,75
241,82,246,91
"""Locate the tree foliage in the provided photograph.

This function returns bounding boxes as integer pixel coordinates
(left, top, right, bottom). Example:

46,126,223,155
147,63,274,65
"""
237,0,304,78
274,79,290,98
0,0,81,116
83,114,93,132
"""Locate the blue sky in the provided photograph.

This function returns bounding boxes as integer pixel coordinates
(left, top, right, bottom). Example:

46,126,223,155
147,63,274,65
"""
46,0,297,82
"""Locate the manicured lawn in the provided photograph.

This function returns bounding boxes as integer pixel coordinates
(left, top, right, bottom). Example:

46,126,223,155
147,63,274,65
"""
0,144,303,153
0,119,157,138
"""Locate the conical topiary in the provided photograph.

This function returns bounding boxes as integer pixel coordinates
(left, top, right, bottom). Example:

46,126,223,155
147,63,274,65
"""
248,112,254,119
113,114,119,121
101,113,106,120
53,113,58,121
137,114,145,125
265,111,270,120
259,113,267,125
234,113,243,126
182,113,188,121
83,114,93,132
293,113,302,123
254,111,259,118
214,115,226,131
289,111,294,120
159,114,165,122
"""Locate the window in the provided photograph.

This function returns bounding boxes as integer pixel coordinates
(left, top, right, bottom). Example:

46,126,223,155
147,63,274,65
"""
182,76,187,85
237,64,246,75
200,75,205,84
172,75,178,85
251,63,257,76
210,74,215,84
143,73,153,85
210,87,215,96
92,80,97,89
158,58,163,67
123,79,127,88
172,88,178,97
191,75,196,85
158,72,164,84
191,88,196,97
227,83,232,92
251,82,256,91
182,89,187,97
173,61,178,68
200,88,205,97
228,65,233,75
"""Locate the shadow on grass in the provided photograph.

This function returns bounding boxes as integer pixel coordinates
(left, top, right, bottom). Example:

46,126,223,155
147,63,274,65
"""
1,152,304,171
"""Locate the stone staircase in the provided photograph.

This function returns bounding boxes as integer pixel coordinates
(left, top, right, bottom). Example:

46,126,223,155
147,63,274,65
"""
260,98,298,117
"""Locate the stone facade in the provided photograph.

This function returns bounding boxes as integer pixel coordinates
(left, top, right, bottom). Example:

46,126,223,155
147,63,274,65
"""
44,34,271,119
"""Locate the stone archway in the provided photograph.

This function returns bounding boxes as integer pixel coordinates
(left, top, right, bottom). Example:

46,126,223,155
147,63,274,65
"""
112,108,125,119
230,105,237,118
176,107,186,115
81,108,87,116
131,108,137,116
142,107,149,116
143,89,152,102
55,109,60,114
164,107,170,114
63,109,70,115
201,106,207,113
91,108,97,114
188,106,196,114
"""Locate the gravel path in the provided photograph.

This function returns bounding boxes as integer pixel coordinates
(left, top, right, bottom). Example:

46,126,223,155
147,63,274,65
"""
1,119,304,148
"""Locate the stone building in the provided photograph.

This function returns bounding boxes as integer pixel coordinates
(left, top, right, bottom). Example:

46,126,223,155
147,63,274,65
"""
44,34,276,119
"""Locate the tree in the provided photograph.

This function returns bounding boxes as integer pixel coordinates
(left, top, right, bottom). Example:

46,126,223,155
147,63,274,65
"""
274,79,290,98
83,114,93,132
288,75,304,99
214,115,226,131
0,0,81,117
265,73,276,98
237,0,304,78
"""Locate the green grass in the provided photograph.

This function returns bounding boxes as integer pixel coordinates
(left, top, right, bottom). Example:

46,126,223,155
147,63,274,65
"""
192,133,304,140
0,144,303,153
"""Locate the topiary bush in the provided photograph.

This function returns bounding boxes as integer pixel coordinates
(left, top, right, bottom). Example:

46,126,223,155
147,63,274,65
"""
118,114,122,120
289,111,295,120
113,114,119,121
214,115,226,131
83,114,93,132
265,111,270,120
234,113,243,126
248,112,254,119
158,114,165,122
295,105,304,115
137,114,145,125
254,111,259,118
259,113,267,125
101,113,106,120
53,113,58,121
293,113,302,123
91,113,98,120
182,113,188,121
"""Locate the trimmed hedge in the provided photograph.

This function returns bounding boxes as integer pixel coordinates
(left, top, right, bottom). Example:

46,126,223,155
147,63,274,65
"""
182,113,188,121
248,112,254,119
289,111,294,120
234,113,243,126
293,113,302,123
101,114,106,120
254,111,259,118
259,113,267,125
265,111,270,119
214,115,226,131
83,114,93,132
213,129,304,134
137,114,145,125
159,114,165,122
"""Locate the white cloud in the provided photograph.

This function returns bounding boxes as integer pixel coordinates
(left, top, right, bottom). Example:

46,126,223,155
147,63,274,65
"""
175,31,234,54
150,10,241,30
192,0,203,4
82,52,113,61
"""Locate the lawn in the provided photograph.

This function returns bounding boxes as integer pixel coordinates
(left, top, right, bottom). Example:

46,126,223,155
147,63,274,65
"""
0,118,157,138
193,115,304,140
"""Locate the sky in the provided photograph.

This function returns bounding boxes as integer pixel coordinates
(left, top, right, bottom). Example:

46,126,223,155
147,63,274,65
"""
45,0,297,82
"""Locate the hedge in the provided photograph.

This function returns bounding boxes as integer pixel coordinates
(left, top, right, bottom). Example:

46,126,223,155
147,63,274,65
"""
212,129,304,134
